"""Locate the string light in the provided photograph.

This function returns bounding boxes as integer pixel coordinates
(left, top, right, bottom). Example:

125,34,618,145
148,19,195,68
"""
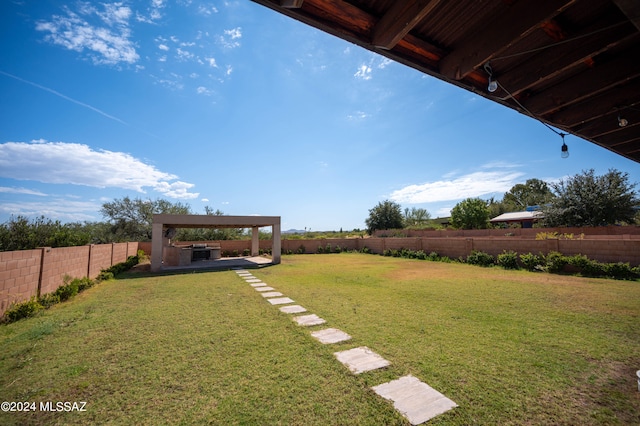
618,115,628,127
484,61,570,159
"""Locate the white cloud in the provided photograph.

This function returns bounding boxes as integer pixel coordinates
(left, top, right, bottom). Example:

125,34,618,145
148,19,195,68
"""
137,0,165,23
0,186,47,196
198,5,218,15
354,64,372,80
219,27,242,49
347,111,369,121
158,44,169,51
225,27,242,39
206,57,218,68
0,199,101,221
36,3,139,65
196,86,212,95
201,198,209,202
176,48,195,60
153,181,199,199
377,58,394,69
390,170,525,204
0,140,198,199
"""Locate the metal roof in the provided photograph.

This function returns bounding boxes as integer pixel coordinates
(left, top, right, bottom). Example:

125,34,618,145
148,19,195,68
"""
251,0,640,163
490,211,544,223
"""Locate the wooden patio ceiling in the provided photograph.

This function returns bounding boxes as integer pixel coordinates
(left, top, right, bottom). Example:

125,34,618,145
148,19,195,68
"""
251,0,640,163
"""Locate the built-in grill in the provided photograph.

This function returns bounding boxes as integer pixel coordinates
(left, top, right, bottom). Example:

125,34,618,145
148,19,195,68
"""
190,244,212,261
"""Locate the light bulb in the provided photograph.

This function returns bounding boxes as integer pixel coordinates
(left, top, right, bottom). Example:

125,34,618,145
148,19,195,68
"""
487,78,498,93
618,115,628,127
561,142,569,159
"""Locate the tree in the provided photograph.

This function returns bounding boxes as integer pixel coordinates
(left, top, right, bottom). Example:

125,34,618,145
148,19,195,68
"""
101,196,192,241
403,207,431,227
450,198,490,229
542,169,638,227
365,200,404,234
0,215,90,251
503,178,554,210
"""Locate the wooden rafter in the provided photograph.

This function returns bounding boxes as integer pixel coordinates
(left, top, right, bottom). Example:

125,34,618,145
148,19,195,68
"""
439,0,577,80
523,45,640,115
280,0,304,8
495,16,636,98
372,0,442,49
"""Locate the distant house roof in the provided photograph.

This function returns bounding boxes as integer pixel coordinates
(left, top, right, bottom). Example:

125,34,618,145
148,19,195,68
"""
490,211,544,223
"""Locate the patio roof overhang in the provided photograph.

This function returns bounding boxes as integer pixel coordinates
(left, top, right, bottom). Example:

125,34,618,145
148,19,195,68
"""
251,0,640,163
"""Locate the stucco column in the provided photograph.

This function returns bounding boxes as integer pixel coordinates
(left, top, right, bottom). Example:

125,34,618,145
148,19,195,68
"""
151,222,164,272
251,226,259,256
272,222,281,264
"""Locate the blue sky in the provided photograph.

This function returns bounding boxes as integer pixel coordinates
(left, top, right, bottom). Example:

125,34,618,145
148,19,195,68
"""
1,0,638,232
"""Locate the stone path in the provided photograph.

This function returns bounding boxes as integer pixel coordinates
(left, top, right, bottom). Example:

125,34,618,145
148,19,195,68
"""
233,269,457,424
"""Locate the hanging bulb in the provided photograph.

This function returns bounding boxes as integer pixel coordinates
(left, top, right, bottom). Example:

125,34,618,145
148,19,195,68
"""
618,115,628,127
561,141,569,158
484,62,498,93
487,77,498,93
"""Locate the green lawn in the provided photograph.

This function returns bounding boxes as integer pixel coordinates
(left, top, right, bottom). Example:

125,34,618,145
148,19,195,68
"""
1,254,639,425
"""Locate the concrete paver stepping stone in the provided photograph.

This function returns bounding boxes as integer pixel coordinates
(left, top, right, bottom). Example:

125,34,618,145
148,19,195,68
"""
267,297,295,305
260,291,284,298
279,305,307,314
234,270,249,274
292,314,326,326
372,375,457,425
244,279,262,283
311,328,352,344
334,347,391,374
254,286,275,291
250,283,267,287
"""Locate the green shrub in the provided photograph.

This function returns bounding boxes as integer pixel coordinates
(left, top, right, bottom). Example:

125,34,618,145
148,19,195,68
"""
520,253,543,271
296,245,306,254
427,252,440,261
544,251,568,273
415,250,427,260
316,245,324,254
325,244,332,253
497,250,519,270
4,297,43,323
466,250,495,267
334,245,342,253
602,262,637,280
97,271,114,282
567,254,603,277
75,277,94,292
359,246,371,254
243,249,250,256
55,280,79,302
38,293,60,309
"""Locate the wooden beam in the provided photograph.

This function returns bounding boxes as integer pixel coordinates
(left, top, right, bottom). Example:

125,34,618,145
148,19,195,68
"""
594,125,640,147
577,108,640,139
523,44,640,116
495,15,636,97
280,0,304,8
372,0,442,49
439,0,576,80
549,79,640,128
614,0,640,31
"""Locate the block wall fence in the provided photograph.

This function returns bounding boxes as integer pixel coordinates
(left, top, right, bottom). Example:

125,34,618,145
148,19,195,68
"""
136,228,640,268
4,228,640,316
0,242,138,316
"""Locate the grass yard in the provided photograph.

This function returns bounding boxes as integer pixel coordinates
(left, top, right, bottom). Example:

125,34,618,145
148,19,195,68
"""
1,253,639,425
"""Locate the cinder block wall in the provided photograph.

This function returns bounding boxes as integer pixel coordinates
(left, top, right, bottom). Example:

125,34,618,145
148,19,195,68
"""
0,249,42,315
1,242,139,316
